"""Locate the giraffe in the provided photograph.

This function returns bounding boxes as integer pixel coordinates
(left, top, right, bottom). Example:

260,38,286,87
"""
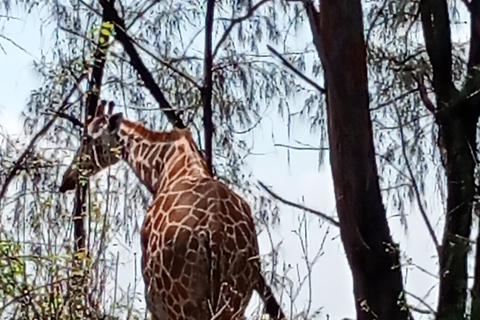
59,100,286,320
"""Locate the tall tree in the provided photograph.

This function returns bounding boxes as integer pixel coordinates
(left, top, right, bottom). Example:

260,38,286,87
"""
304,1,411,319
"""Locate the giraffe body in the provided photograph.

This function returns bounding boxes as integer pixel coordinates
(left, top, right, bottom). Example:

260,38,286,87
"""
60,101,285,320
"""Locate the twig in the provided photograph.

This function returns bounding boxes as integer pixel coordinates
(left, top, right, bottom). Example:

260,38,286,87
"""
274,143,328,151
413,73,436,113
394,105,440,255
0,34,36,58
258,181,340,227
0,75,87,203
267,45,326,93
213,0,271,58
42,111,84,128
405,291,437,315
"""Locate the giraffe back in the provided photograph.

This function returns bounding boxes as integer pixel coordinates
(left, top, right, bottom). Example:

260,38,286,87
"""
142,176,261,319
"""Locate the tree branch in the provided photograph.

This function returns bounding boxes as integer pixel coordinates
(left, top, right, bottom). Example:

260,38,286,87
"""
274,143,328,151
394,105,440,255
413,73,436,113
267,45,326,93
419,0,455,105
213,0,271,58
258,181,340,227
43,110,84,128
98,0,186,128
202,0,215,174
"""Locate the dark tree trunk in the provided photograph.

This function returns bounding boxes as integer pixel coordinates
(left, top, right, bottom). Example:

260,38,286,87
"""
466,1,480,318
305,1,411,319
420,1,480,319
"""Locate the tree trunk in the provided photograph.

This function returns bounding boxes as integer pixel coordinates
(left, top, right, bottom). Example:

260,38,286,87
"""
420,1,480,318
305,1,411,319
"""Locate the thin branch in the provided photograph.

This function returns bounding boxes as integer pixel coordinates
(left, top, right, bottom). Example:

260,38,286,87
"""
113,40,201,89
370,88,418,112
413,73,436,113
213,0,271,58
42,111,84,128
394,105,440,255
405,291,437,315
0,75,87,203
258,181,340,227
274,143,328,151
267,45,326,94
0,34,36,58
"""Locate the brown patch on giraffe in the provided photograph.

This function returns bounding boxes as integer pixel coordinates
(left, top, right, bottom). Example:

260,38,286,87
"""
162,272,173,292
182,263,192,278
170,255,185,279
185,250,196,264
183,301,196,315
172,303,181,314
225,236,236,253
235,226,248,250
189,237,199,251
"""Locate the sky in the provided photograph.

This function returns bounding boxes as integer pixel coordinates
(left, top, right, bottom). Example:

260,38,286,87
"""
0,2,473,320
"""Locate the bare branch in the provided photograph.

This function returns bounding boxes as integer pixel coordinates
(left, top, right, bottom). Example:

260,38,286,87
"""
405,291,437,315
258,181,340,227
267,45,326,94
274,143,328,151
213,0,271,58
413,73,436,113
42,111,84,128
394,105,440,255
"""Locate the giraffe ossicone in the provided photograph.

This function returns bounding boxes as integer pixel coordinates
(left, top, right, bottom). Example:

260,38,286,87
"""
60,100,286,320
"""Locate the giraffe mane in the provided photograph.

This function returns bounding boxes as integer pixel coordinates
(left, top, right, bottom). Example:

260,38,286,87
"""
121,119,193,143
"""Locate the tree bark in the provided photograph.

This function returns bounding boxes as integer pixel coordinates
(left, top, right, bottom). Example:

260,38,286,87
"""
305,1,411,319
202,0,215,174
466,1,480,318
420,1,480,319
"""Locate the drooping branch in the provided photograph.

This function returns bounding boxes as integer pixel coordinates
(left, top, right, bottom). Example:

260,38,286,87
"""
267,45,326,93
213,0,271,58
202,0,215,174
258,181,340,227
0,74,87,203
42,110,84,128
394,105,440,254
98,0,186,129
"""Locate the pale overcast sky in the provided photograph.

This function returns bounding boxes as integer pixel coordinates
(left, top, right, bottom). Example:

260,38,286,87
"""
1,3,473,320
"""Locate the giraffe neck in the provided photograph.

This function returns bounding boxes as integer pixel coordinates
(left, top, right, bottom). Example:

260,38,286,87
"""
117,119,211,194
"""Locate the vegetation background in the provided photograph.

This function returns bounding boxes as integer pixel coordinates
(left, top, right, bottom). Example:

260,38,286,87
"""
0,1,478,320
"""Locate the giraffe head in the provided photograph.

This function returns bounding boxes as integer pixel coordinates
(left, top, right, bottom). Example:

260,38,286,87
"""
59,100,124,193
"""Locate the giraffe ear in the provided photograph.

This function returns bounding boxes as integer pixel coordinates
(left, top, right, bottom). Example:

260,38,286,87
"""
108,112,123,132
96,100,107,117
